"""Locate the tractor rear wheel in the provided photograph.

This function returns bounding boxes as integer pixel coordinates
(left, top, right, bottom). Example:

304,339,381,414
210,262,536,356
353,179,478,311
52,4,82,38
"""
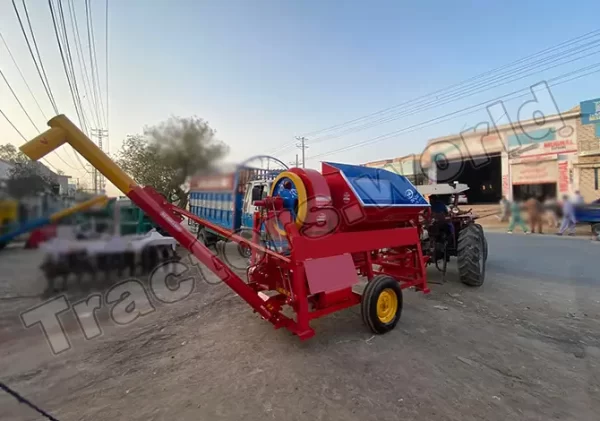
361,275,403,334
457,224,486,287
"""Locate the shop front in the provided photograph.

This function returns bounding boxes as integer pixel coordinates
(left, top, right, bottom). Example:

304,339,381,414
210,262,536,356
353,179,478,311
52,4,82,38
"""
510,156,559,200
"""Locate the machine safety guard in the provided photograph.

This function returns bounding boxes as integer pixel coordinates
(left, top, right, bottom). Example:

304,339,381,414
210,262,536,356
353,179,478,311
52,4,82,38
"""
20,115,431,340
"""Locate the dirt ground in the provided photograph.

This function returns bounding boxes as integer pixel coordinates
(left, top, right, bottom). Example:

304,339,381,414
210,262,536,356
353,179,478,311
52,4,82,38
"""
1,238,599,421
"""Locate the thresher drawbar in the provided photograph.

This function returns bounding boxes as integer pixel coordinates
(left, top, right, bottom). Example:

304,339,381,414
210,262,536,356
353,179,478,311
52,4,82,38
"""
21,115,432,340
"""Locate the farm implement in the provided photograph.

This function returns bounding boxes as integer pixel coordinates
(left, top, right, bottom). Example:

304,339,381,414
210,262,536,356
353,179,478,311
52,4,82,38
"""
38,197,180,293
21,115,439,340
0,195,109,251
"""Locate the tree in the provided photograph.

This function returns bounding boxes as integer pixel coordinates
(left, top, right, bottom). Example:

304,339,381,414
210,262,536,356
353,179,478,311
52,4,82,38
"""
1,143,56,198
5,162,56,199
116,116,228,208
0,144,27,164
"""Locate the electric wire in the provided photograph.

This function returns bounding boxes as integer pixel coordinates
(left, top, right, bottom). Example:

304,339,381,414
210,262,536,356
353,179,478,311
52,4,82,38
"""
0,32,47,120
299,28,600,139
272,29,600,157
46,0,94,175
105,0,109,155
48,0,86,133
66,0,101,129
307,62,600,160
307,42,600,146
0,108,60,172
0,68,40,131
11,0,58,114
85,0,106,128
57,0,90,132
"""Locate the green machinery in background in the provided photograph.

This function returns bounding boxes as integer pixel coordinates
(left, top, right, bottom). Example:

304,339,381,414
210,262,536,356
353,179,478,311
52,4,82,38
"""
63,197,163,237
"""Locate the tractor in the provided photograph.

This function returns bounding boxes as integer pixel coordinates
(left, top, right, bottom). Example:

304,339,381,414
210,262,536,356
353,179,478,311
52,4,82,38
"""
417,183,488,287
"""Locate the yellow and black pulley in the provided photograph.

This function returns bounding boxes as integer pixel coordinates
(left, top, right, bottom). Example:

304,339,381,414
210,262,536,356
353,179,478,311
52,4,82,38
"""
269,171,309,236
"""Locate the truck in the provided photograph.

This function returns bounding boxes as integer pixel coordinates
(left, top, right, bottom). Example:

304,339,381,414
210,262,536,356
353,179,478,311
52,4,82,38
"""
188,159,288,257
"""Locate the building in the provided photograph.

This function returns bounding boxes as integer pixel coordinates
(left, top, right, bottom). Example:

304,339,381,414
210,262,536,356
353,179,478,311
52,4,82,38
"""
0,158,76,218
420,98,600,203
575,98,600,201
364,154,427,186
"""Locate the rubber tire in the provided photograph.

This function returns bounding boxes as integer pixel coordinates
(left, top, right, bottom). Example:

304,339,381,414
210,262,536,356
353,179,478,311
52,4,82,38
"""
197,228,208,246
361,275,403,334
474,223,488,262
457,224,486,287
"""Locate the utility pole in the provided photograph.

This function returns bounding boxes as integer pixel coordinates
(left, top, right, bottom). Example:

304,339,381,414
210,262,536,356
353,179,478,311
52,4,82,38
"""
295,136,308,168
91,128,108,194
288,154,299,168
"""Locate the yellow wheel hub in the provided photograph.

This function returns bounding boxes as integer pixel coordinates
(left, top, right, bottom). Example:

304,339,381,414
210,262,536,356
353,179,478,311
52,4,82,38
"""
376,288,398,323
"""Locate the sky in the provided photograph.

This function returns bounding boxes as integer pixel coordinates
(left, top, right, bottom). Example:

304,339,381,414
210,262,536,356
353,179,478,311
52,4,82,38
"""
1,0,600,196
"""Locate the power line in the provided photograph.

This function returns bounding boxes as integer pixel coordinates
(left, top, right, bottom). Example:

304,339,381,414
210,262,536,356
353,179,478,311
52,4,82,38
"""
12,0,59,114
0,68,40,131
66,0,101,129
306,42,600,147
0,32,47,121
57,0,88,128
47,0,95,176
85,0,106,128
105,0,109,154
21,0,59,113
307,62,600,160
8,0,92,177
48,0,86,132
0,107,60,172
299,28,600,140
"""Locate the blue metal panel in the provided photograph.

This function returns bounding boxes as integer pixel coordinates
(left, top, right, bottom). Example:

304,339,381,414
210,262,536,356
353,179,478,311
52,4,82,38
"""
324,162,428,206
581,98,600,125
508,128,556,147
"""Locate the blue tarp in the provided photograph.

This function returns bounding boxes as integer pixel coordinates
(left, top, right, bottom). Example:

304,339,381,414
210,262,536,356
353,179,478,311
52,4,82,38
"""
324,162,429,207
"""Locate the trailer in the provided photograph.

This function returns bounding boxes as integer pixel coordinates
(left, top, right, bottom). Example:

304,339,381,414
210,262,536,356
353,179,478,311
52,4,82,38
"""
574,200,600,239
188,158,287,256
20,115,433,340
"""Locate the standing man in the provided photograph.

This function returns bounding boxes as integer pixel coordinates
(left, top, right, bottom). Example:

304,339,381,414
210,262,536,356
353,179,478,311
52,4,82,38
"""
557,194,577,236
525,196,544,234
507,199,529,234
574,190,585,205
497,196,510,222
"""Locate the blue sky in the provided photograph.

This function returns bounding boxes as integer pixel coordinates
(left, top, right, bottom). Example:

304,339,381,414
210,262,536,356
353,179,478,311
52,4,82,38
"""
1,0,600,195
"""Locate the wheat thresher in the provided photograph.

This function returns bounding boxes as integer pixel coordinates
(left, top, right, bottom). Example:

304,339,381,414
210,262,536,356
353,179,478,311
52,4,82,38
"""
20,115,434,340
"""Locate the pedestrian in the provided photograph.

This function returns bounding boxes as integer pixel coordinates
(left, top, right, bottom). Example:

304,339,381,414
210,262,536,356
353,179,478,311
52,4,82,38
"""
544,196,559,228
507,199,529,234
497,196,509,222
557,194,577,236
525,196,543,234
573,190,585,205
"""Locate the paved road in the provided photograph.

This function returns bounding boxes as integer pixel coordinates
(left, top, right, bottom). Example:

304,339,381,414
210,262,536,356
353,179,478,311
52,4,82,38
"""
1,232,600,421
484,232,599,287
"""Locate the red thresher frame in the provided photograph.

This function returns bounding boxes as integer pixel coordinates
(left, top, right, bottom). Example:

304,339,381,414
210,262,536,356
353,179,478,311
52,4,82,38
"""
19,115,430,341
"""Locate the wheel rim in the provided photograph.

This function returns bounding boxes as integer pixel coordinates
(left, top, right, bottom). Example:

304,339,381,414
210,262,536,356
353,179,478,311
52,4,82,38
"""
376,288,398,323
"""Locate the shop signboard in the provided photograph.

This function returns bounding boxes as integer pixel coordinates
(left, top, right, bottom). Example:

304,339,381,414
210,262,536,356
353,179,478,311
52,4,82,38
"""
511,160,558,185
507,127,576,158
580,98,600,125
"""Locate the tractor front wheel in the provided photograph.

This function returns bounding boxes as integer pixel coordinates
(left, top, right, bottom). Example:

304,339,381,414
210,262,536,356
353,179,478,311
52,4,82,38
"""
361,275,403,334
474,223,488,262
457,224,486,287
